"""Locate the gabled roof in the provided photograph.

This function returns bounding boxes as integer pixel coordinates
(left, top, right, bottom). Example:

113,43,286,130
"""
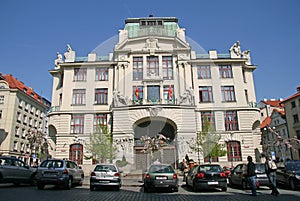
260,116,271,129
281,87,300,103
261,100,281,107
2,74,45,105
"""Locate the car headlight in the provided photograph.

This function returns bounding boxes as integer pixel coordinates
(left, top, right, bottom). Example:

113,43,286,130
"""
295,175,300,180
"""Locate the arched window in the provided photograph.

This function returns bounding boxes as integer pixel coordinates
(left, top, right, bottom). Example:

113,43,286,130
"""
227,140,242,162
69,143,83,164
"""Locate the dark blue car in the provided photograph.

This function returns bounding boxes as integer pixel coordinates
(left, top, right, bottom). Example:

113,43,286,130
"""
276,160,300,190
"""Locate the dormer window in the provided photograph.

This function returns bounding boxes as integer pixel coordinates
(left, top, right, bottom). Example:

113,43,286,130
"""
140,20,163,27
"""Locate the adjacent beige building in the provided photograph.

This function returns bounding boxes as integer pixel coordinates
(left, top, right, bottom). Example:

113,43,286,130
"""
0,74,50,165
281,87,300,160
48,16,261,172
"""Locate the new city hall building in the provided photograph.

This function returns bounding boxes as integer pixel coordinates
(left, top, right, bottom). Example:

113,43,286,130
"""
48,16,261,172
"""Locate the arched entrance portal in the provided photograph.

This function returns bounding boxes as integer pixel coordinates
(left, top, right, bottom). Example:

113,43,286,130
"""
133,117,177,171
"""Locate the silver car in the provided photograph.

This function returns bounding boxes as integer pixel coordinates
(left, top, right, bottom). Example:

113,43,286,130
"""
35,159,84,190
90,164,122,191
0,156,36,185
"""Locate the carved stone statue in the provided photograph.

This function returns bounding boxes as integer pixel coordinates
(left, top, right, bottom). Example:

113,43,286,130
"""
242,50,251,65
178,87,195,105
112,90,128,107
64,44,75,62
54,52,63,69
230,41,241,57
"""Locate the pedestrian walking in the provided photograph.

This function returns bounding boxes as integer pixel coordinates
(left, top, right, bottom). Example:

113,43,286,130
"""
181,159,189,182
265,156,279,196
246,156,257,196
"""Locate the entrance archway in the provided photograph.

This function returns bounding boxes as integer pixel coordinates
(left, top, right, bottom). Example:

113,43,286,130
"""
133,117,177,170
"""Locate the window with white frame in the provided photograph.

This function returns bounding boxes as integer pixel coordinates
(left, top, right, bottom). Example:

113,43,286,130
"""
73,68,87,81
221,86,236,102
199,86,213,103
72,89,86,105
133,57,143,80
71,114,84,134
95,67,109,81
197,65,211,79
219,65,233,78
162,56,173,80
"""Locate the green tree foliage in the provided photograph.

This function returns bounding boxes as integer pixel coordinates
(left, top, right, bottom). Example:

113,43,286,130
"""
189,117,226,163
85,125,117,163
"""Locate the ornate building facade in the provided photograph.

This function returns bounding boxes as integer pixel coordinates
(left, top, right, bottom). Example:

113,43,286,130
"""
48,16,261,172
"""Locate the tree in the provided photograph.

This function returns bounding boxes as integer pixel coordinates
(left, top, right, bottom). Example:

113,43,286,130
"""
27,128,51,161
85,125,117,163
189,117,226,163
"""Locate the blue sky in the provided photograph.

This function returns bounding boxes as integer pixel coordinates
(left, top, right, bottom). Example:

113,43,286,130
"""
0,0,299,102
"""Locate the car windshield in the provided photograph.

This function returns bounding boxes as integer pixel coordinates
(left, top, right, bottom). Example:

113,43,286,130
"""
255,164,266,173
95,165,117,172
286,162,300,171
199,165,222,172
40,160,63,168
149,165,174,173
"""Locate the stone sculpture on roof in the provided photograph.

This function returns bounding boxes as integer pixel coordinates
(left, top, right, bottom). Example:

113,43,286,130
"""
229,41,241,58
64,44,75,62
54,52,63,69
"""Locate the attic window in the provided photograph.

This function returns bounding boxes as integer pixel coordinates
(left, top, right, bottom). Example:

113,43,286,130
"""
140,20,163,27
23,88,27,93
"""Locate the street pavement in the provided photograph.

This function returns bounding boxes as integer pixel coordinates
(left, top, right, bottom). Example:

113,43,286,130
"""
1,175,300,201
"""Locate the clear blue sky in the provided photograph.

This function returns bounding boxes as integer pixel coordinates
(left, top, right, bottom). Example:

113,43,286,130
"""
0,0,299,102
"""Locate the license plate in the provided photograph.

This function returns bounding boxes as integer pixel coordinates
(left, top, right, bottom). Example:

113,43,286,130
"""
99,180,109,183
256,174,267,178
156,176,167,180
208,181,218,185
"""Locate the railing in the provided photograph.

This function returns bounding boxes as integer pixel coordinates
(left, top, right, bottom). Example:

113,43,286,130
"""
48,106,60,113
128,27,176,38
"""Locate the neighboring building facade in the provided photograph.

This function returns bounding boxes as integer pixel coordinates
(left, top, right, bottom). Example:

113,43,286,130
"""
48,16,261,171
281,87,300,160
0,73,51,165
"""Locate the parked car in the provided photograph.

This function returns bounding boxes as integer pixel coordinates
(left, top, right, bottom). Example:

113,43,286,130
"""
276,160,300,190
186,164,227,192
35,159,84,190
90,163,122,191
228,163,270,189
0,156,36,185
143,164,179,193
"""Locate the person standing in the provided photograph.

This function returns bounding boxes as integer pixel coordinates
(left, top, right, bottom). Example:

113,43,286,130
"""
246,156,257,196
265,156,279,196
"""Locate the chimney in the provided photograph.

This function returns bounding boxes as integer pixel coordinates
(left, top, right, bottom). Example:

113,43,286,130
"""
297,86,300,93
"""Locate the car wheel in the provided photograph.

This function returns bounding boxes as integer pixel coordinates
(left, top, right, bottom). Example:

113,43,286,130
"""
37,184,44,190
290,178,296,190
173,187,179,192
222,186,227,192
65,177,72,190
228,178,233,187
90,185,95,191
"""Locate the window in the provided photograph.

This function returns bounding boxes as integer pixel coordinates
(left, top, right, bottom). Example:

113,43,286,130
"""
0,95,4,104
293,114,299,124
147,85,160,102
21,129,26,138
199,86,213,103
147,56,159,76
93,114,107,133
133,86,143,102
227,141,242,162
242,70,246,83
291,101,296,108
95,67,108,81
70,114,84,134
133,57,143,80
0,110,2,119
224,111,239,131
197,65,211,79
94,88,108,104
69,144,83,165
201,111,215,129
162,56,173,80
17,112,21,122
72,89,86,105
219,65,233,78
15,126,19,136
13,141,18,150
163,85,174,103
23,115,27,124
245,90,249,103
74,68,87,81
221,86,236,102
